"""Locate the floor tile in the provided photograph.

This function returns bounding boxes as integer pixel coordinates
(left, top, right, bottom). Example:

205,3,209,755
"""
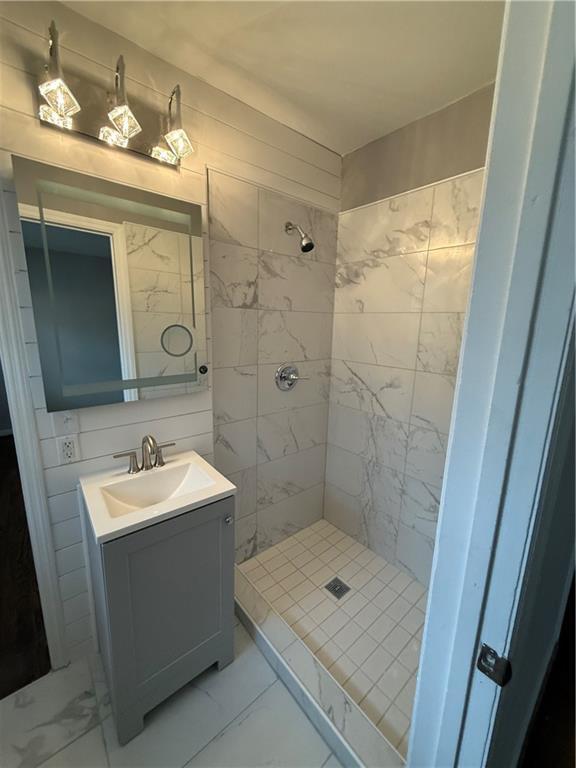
381,625,412,657
377,660,412,700
400,606,425,635
185,681,331,767
361,646,394,686
0,658,98,768
343,669,372,703
360,686,392,725
103,624,276,768
333,621,364,652
41,726,108,768
378,704,410,749
346,634,378,667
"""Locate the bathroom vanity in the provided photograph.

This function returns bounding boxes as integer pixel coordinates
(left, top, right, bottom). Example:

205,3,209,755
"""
80,451,236,745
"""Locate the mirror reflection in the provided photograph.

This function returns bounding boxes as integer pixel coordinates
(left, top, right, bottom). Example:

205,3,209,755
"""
13,157,206,412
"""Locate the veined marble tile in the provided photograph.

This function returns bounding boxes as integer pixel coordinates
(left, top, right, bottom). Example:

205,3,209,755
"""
324,445,403,562
337,186,433,265
257,444,326,509
323,482,366,545
0,658,98,768
257,404,328,463
396,523,434,587
258,310,333,364
401,475,441,541
327,403,408,473
281,641,404,768
102,623,276,768
212,308,257,368
210,241,258,309
214,418,257,474
332,313,420,370
258,189,337,264
213,366,257,424
335,251,426,313
257,485,324,550
226,466,257,520
125,223,180,273
128,268,182,313
258,360,330,416
411,371,455,435
258,251,335,313
235,569,297,653
405,426,448,487
208,172,258,248
330,359,414,424
429,169,484,249
235,513,258,564
417,313,464,376
185,680,331,767
423,244,475,312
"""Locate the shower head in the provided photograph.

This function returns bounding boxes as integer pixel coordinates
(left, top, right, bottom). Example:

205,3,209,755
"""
285,221,315,253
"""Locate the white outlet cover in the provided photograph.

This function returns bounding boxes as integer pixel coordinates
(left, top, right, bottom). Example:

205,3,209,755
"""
57,434,79,465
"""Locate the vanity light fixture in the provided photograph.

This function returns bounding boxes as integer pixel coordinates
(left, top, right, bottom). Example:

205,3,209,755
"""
108,56,141,139
38,20,80,120
164,85,194,159
151,145,178,165
39,104,73,130
99,126,128,148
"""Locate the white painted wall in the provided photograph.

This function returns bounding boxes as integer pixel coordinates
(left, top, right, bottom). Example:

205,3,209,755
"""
0,0,340,662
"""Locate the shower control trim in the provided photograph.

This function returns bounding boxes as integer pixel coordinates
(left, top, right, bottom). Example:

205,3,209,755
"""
275,364,309,391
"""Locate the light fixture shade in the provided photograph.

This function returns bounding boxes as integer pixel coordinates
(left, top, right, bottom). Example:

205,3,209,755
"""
165,128,194,159
108,104,141,139
39,104,73,129
165,84,194,159
151,145,178,165
38,22,80,117
108,56,141,139
99,126,128,148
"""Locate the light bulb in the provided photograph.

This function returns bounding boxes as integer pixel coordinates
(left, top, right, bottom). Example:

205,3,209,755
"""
151,145,178,165
99,126,128,148
108,104,141,139
39,77,80,118
39,104,73,129
165,128,194,159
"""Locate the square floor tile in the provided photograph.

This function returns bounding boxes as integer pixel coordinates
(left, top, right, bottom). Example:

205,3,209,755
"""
381,625,412,657
320,609,351,638
360,685,391,725
340,593,369,618
355,603,382,631
361,645,394,686
333,621,364,652
367,612,396,643
344,669,373,704
346,634,378,667
385,595,411,623
316,640,343,669
329,655,357,686
400,606,425,635
361,577,386,601
378,704,410,749
377,660,412,700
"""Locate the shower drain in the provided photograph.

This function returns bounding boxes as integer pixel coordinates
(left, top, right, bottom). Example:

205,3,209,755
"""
324,577,351,600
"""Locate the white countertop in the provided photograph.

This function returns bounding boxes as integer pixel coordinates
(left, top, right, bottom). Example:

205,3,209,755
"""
80,450,236,544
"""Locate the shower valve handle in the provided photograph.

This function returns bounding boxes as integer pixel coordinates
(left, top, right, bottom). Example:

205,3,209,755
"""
275,364,309,391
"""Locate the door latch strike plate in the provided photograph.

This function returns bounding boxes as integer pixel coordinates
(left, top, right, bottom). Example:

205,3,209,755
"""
477,643,512,687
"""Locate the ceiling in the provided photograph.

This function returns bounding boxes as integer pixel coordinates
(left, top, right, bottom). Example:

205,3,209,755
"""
66,1,504,155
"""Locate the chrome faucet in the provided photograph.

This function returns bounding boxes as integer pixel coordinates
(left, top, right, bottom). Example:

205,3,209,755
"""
113,435,177,474
141,434,158,471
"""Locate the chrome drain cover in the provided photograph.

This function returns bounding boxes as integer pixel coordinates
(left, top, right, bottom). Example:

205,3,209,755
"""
325,577,350,600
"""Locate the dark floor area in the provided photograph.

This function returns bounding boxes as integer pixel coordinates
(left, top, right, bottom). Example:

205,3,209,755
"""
0,434,50,699
520,578,575,768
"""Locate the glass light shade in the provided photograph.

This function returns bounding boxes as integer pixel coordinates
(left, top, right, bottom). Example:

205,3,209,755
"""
38,77,80,117
151,145,178,165
39,104,73,130
99,126,128,148
165,128,194,159
108,104,141,139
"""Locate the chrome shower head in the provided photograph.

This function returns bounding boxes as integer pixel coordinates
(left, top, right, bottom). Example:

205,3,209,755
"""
285,221,315,252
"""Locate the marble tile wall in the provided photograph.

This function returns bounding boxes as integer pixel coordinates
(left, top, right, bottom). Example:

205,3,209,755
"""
325,170,484,586
208,171,338,562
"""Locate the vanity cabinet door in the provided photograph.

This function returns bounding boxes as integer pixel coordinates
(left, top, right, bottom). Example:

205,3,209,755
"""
102,496,234,720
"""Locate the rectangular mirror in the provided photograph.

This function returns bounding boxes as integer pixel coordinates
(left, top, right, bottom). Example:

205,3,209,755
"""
12,156,207,412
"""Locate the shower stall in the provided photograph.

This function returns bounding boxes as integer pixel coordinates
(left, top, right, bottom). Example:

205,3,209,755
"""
208,166,484,763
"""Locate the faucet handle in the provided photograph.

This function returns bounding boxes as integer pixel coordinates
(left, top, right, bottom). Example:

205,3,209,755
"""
113,450,141,474
155,442,176,467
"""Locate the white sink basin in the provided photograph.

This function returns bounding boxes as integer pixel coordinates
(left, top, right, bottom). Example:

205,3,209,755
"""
79,450,236,543
101,462,215,517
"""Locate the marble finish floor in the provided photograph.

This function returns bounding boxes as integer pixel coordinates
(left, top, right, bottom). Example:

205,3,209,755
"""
0,621,340,768
238,520,427,756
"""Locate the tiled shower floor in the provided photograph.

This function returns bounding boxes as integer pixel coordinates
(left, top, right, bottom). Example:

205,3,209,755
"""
238,520,427,756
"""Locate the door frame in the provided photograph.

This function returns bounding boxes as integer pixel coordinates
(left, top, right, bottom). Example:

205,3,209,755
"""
0,187,68,668
409,1,574,765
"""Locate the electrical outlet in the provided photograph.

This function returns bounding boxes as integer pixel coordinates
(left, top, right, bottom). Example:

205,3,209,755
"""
57,435,79,465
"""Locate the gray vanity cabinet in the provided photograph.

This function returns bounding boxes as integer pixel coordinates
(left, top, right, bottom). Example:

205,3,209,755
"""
87,496,235,745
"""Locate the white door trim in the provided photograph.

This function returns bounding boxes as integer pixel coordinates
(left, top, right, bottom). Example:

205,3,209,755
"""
0,189,68,668
409,1,574,765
